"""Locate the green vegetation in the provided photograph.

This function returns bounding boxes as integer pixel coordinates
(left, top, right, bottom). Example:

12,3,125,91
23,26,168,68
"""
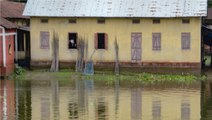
82,72,206,85
9,66,26,79
209,0,212,8
8,0,27,3
204,55,211,66
21,69,206,85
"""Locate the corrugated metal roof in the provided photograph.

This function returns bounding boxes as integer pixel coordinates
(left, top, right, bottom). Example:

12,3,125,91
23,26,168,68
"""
0,1,29,19
0,17,18,29
23,0,207,18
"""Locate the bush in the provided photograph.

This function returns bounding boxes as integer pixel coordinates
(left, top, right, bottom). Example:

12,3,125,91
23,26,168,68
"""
15,66,25,76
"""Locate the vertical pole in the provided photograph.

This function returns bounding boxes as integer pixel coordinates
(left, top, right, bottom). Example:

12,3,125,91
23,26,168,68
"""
0,26,7,67
15,32,18,62
211,53,212,68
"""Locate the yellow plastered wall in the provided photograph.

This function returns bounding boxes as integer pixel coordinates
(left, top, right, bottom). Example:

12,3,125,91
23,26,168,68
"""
30,17,201,63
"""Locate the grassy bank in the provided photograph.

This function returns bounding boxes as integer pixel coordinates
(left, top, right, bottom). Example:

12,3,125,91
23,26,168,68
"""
16,69,206,85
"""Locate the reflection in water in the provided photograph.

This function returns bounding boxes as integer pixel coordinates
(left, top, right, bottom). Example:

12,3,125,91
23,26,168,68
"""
52,80,60,120
181,100,190,120
201,80,212,120
69,102,78,119
41,96,50,120
152,98,161,120
131,88,141,120
96,98,107,120
1,77,212,120
40,82,50,120
16,80,32,120
76,80,86,109
114,80,120,120
0,80,15,120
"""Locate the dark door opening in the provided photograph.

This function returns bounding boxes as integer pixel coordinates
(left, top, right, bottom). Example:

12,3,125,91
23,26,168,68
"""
17,29,31,68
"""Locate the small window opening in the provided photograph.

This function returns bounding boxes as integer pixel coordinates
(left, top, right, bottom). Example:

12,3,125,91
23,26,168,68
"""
69,19,77,24
153,19,160,24
98,33,105,49
68,33,77,49
182,19,190,24
41,19,48,23
132,19,140,24
97,19,105,24
9,44,12,55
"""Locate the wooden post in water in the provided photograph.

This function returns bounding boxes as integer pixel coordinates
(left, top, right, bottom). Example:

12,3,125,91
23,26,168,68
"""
76,38,85,72
50,32,59,72
114,37,119,75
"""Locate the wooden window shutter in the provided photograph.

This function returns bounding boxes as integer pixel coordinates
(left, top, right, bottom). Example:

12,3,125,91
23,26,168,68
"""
152,33,161,50
158,33,161,49
94,33,98,49
40,31,49,49
105,33,108,49
181,33,190,50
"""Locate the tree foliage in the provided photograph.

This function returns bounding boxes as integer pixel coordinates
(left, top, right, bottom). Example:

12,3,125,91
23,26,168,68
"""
209,0,212,8
8,0,27,3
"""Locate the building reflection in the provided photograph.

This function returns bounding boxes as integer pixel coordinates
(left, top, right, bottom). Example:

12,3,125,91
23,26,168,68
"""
16,80,32,120
40,94,50,120
51,80,60,120
68,102,78,119
152,98,161,120
0,80,15,120
0,78,204,120
40,81,50,120
181,100,190,120
131,88,141,120
68,80,95,120
96,97,107,120
201,80,212,120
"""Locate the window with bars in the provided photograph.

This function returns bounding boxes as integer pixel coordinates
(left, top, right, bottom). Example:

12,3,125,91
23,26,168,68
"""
68,33,77,49
152,33,161,50
95,33,108,49
69,19,77,24
40,19,48,23
40,31,49,49
153,19,160,24
182,19,190,24
97,19,105,24
181,33,190,50
9,44,12,55
132,19,140,24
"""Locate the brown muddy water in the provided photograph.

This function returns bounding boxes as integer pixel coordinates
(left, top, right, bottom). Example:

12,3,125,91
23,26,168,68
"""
0,71,212,120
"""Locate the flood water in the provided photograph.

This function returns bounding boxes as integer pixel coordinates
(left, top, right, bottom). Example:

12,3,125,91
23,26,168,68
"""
0,72,212,120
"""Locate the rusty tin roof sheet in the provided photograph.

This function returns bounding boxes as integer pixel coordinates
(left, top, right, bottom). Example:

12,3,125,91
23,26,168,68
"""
0,17,18,29
0,1,29,19
23,0,207,18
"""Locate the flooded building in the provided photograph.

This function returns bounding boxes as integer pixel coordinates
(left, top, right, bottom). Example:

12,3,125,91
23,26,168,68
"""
0,17,17,76
0,1,31,68
23,0,207,68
